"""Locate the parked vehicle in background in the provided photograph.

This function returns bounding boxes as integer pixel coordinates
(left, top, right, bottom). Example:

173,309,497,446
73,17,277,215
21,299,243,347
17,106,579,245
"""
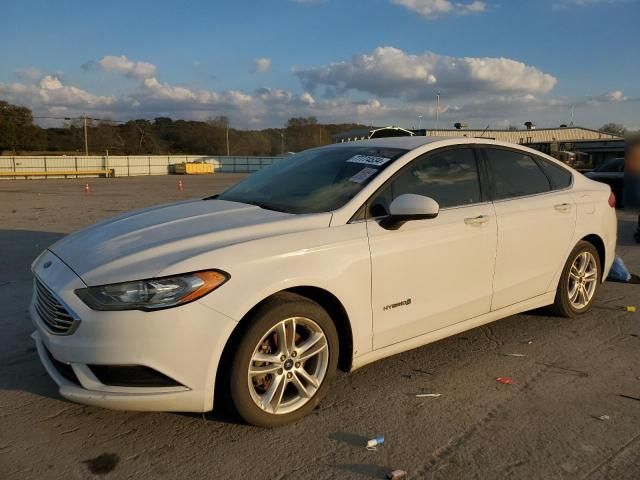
585,157,624,206
30,137,617,427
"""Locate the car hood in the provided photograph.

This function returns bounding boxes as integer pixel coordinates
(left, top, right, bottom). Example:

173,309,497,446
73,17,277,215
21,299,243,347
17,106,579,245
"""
49,199,332,285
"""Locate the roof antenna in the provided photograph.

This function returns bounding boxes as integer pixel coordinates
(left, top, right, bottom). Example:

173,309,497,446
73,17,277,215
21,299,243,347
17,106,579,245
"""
478,124,490,138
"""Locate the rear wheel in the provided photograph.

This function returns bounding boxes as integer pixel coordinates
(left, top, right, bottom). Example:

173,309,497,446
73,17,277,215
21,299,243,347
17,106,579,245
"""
229,292,338,427
549,241,601,317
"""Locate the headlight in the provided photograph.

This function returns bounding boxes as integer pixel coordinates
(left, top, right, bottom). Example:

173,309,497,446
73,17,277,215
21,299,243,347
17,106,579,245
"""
75,270,229,311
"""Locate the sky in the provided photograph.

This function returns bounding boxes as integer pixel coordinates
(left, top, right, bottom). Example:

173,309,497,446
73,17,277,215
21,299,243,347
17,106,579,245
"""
0,0,638,130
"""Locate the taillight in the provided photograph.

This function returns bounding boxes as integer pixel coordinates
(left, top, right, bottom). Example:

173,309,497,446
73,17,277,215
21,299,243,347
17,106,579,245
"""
608,191,616,208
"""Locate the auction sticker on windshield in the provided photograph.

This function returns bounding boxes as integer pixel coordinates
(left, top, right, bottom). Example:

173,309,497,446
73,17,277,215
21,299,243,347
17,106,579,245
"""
346,155,392,167
349,167,378,184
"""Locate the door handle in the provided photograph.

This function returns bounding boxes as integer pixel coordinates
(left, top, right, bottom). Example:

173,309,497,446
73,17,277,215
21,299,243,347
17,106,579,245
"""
554,203,571,213
464,215,490,226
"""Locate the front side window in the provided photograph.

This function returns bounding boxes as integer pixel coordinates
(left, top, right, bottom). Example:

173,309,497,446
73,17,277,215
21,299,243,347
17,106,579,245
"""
369,148,482,216
484,148,551,200
218,146,406,214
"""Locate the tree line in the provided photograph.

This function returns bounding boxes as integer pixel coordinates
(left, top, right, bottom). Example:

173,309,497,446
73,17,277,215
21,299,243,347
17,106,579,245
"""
0,100,367,156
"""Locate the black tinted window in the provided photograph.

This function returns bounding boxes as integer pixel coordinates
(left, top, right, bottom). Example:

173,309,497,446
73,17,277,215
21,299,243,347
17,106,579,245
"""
370,148,481,215
536,158,572,189
484,148,550,200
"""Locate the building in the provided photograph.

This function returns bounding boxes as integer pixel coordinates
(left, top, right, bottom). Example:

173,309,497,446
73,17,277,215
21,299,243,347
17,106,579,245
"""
333,125,623,168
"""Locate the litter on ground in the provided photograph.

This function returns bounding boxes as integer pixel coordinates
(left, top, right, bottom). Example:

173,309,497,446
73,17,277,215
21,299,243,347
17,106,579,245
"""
366,436,384,451
415,393,441,398
387,469,408,479
496,377,515,385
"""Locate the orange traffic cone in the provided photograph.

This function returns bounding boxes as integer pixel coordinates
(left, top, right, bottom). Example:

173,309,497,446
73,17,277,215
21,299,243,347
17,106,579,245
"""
84,183,91,194
178,180,184,191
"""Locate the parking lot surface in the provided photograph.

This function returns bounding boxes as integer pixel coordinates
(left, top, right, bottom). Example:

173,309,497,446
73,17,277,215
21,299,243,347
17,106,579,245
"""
1,175,639,480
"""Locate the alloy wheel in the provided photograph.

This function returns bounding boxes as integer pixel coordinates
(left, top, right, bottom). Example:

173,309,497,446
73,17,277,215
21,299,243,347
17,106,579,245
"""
567,251,598,309
247,317,329,415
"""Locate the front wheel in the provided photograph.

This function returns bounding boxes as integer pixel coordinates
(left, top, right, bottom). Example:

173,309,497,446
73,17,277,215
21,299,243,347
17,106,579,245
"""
229,292,338,427
549,241,601,318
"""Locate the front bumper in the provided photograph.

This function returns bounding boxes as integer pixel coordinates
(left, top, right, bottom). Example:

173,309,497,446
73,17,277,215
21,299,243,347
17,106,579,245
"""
30,250,238,413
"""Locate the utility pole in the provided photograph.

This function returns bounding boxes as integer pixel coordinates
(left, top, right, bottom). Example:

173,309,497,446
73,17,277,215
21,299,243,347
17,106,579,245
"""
280,131,285,155
226,124,230,156
83,113,89,155
435,92,440,133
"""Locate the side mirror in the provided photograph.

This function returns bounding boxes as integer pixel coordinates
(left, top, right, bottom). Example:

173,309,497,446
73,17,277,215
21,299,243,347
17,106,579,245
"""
379,194,440,230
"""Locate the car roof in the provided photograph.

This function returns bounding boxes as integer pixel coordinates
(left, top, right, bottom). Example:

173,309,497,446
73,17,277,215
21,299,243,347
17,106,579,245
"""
331,136,455,150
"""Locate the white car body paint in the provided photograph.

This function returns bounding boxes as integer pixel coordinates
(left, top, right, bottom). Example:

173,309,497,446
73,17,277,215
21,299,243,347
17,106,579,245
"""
31,137,617,413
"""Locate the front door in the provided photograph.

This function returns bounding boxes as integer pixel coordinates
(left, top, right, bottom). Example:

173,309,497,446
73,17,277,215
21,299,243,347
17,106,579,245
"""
367,147,498,350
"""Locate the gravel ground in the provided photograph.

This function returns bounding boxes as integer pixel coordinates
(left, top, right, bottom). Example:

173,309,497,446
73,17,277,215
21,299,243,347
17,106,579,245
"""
1,175,639,480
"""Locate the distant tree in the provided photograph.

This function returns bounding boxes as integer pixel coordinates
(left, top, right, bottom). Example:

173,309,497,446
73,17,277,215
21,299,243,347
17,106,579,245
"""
0,100,46,152
600,123,627,136
0,100,369,155
206,116,229,129
287,116,318,127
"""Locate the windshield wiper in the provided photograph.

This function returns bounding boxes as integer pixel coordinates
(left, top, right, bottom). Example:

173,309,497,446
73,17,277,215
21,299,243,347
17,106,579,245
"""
246,201,290,213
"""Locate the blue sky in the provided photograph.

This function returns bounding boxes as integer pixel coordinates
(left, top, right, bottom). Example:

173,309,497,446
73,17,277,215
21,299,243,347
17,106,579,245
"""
1,0,638,129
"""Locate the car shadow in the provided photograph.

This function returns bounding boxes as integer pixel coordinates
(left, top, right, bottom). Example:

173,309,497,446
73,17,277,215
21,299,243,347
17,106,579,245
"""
0,230,68,402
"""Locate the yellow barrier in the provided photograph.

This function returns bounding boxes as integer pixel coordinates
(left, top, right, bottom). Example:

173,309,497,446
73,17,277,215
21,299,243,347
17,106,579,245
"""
173,163,214,175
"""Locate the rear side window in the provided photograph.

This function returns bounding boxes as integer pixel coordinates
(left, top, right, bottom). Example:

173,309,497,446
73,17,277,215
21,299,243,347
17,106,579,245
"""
369,147,481,215
484,148,551,200
536,157,573,189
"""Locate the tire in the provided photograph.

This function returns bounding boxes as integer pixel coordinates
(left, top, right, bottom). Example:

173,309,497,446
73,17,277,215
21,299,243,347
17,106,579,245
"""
228,292,339,427
549,241,601,318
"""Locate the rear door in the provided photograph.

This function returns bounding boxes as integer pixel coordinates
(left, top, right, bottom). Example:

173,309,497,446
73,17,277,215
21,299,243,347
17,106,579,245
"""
367,146,498,349
482,147,577,310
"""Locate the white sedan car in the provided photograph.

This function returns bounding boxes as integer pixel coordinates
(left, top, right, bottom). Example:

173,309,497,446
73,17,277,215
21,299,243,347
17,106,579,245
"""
31,137,617,427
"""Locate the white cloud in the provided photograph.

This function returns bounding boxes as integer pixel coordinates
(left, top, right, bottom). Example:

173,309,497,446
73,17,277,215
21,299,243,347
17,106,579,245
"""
392,0,486,18
253,57,272,74
2,54,635,130
96,55,157,79
296,46,557,100
599,90,626,102
0,75,114,111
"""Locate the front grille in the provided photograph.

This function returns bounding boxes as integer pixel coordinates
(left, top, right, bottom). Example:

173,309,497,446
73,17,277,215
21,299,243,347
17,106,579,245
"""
34,278,78,335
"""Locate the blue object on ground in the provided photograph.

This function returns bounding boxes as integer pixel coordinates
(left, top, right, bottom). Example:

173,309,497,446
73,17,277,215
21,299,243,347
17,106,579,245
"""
608,255,631,283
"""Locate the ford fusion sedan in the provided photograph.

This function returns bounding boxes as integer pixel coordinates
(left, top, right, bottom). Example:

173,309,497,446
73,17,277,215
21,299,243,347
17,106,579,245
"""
31,137,617,427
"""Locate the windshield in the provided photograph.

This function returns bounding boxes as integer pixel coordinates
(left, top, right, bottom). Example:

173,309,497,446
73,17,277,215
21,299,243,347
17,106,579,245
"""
217,146,407,214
